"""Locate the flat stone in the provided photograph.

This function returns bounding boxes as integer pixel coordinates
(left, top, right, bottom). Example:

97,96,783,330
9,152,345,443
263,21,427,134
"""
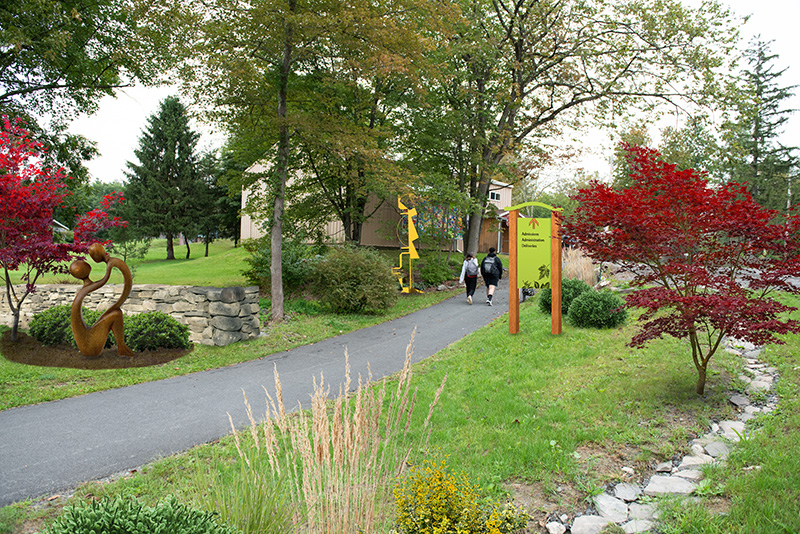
571,515,612,534
744,406,761,414
719,420,747,441
211,315,243,331
644,475,696,496
212,330,242,346
674,469,703,480
593,493,629,523
690,442,706,456
738,375,752,384
220,286,246,303
678,454,714,469
209,301,241,317
704,441,730,459
546,522,567,534
748,380,772,393
729,394,750,407
655,461,673,472
622,519,654,534
614,482,641,502
628,503,656,521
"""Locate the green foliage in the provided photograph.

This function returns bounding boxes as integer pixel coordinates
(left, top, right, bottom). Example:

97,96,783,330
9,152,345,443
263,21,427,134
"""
193,450,294,534
418,259,456,286
242,237,325,294
538,278,593,315
311,245,397,314
392,456,528,534
567,290,627,329
125,311,191,352
28,305,108,348
43,495,240,534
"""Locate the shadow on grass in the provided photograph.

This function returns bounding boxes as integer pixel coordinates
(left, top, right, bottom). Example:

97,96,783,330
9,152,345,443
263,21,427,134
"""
1,330,192,370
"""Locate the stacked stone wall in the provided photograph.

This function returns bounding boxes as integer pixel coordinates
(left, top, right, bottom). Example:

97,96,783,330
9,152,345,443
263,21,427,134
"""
0,284,260,346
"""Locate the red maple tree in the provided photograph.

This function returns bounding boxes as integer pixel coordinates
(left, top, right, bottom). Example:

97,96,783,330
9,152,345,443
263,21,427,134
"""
564,144,800,395
1,117,125,341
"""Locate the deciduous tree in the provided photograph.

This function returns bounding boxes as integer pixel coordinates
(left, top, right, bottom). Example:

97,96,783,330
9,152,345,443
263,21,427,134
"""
0,118,124,340
565,144,800,395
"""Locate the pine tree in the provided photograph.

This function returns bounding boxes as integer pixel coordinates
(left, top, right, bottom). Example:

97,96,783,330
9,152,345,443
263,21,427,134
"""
125,96,203,259
722,39,799,213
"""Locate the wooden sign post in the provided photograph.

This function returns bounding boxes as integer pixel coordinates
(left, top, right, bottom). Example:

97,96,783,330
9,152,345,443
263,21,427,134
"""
506,202,563,335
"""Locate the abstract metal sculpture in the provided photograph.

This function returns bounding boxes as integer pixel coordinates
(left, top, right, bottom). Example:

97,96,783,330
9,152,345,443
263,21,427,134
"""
392,199,421,294
69,243,134,357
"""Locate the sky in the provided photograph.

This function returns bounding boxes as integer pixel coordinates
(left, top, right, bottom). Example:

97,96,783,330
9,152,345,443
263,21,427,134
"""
67,0,800,184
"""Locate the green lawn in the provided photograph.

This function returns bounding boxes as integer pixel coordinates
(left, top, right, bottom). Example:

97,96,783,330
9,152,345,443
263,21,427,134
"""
2,244,799,534
4,239,250,287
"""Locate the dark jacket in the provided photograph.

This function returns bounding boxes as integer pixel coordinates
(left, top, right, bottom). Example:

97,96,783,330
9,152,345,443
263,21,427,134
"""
480,253,503,281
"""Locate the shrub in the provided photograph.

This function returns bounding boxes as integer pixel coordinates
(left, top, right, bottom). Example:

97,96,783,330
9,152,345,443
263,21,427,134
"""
538,278,593,315
124,311,191,351
567,290,627,329
393,456,528,534
43,495,240,534
29,305,108,348
311,245,397,314
243,237,326,294
419,259,455,286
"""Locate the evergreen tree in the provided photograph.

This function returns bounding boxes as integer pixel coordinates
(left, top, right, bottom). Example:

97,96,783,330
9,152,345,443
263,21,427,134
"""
125,96,204,259
722,39,799,213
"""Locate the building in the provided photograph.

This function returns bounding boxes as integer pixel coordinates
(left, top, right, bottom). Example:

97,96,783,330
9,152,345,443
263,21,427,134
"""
240,163,513,253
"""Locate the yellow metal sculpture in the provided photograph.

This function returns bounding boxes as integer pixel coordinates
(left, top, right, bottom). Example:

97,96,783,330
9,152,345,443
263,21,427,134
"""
392,199,421,294
69,243,134,357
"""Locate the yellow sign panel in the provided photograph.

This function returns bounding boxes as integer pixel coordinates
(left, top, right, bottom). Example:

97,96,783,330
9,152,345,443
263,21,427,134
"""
518,218,551,289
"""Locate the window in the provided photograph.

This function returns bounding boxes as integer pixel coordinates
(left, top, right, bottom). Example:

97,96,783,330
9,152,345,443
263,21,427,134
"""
489,191,501,201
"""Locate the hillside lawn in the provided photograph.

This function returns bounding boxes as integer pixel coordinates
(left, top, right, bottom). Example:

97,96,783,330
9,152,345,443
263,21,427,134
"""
1,240,798,533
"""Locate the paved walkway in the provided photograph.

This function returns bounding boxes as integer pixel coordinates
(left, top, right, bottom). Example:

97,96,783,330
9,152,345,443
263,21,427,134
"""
0,288,508,506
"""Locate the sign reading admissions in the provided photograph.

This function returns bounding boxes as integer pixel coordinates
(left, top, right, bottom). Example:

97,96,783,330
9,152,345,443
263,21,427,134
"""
518,218,552,291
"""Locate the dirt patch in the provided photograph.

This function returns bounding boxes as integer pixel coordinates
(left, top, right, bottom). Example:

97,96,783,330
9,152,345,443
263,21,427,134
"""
1,331,192,370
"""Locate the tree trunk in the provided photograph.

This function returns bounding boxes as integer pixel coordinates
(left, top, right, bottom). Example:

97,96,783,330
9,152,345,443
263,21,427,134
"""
696,365,707,396
185,238,191,259
10,311,19,342
205,237,210,257
271,2,294,324
166,233,175,260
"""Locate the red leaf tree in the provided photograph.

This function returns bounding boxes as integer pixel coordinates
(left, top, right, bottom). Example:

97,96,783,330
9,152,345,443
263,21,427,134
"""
1,117,125,341
564,144,800,395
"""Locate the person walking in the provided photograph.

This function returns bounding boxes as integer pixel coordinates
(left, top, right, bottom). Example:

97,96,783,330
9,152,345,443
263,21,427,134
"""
458,252,480,305
480,247,503,306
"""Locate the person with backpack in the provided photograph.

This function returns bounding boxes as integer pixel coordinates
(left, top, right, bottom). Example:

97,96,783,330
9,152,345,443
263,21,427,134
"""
480,247,503,306
458,252,480,305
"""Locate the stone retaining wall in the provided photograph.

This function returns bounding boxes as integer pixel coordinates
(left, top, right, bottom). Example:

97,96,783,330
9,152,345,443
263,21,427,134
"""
0,284,260,346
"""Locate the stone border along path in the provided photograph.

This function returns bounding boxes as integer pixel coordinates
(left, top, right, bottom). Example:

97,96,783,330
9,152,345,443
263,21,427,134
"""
544,338,779,534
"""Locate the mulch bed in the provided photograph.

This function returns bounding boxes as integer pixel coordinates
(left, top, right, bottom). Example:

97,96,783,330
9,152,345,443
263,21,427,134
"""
1,330,192,370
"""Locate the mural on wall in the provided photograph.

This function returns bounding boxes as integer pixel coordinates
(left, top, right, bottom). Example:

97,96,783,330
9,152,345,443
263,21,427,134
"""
69,243,135,357
392,199,421,294
518,217,551,290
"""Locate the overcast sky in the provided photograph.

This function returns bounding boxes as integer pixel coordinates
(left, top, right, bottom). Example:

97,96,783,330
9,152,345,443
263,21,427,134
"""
68,0,800,184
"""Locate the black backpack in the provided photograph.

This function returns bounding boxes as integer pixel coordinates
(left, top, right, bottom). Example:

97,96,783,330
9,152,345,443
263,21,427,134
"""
482,256,499,276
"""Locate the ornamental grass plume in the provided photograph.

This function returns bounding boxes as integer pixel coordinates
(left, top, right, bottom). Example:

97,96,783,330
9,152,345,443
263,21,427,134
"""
228,330,446,534
562,246,595,286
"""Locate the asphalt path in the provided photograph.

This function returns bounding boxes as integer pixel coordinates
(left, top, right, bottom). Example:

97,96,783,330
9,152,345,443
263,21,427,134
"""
0,286,508,507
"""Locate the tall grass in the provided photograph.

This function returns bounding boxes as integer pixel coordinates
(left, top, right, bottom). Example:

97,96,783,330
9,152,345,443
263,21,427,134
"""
218,331,446,534
563,247,595,286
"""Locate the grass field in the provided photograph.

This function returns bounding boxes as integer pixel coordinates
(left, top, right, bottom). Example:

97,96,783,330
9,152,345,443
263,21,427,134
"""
2,242,799,534
4,239,250,287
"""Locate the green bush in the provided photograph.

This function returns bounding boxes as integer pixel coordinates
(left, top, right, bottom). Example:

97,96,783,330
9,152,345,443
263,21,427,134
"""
419,259,456,286
567,290,627,329
243,237,326,294
393,456,528,534
43,495,240,534
125,311,191,352
28,305,108,348
311,245,398,314
538,278,593,315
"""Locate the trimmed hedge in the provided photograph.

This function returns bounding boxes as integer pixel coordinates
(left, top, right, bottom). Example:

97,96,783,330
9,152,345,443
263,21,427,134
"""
567,290,627,329
538,278,593,315
28,305,108,348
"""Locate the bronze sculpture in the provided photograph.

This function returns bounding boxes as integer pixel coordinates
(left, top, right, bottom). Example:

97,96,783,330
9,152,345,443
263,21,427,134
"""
69,243,134,357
